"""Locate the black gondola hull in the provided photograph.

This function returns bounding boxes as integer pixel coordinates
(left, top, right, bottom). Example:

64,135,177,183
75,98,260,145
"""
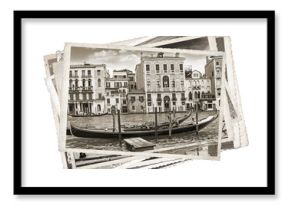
69,115,217,139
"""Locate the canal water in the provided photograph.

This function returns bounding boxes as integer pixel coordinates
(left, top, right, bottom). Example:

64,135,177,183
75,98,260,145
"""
66,111,219,154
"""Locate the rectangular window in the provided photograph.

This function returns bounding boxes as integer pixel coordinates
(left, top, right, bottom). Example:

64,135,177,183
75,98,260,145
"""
156,64,160,73
88,70,91,76
148,101,152,106
82,70,85,77
130,96,136,102
163,64,167,73
172,80,175,87
97,70,101,75
181,81,184,87
132,106,135,110
123,100,127,104
69,71,72,77
74,70,78,77
107,99,110,104
116,98,119,104
171,64,174,72
146,65,150,73
147,94,151,100
98,93,102,99
147,81,150,87
124,82,128,87
139,96,144,102
216,61,220,66
157,81,161,88
179,64,184,72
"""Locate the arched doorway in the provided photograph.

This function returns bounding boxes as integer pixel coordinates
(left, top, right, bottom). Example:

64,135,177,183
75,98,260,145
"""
97,104,101,112
163,96,170,112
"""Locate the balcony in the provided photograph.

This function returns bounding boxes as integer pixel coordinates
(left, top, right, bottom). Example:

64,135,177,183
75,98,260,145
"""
81,75,92,78
82,86,93,92
96,96,105,100
70,75,79,78
157,97,162,102
172,97,177,102
201,94,215,100
181,97,186,101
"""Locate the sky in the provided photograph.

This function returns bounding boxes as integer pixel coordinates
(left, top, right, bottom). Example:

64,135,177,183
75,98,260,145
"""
70,47,207,74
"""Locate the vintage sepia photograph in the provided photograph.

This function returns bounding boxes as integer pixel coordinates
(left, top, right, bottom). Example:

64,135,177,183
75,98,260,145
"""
60,43,225,165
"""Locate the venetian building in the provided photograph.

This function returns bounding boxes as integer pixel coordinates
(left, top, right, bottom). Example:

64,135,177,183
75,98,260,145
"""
105,70,129,114
136,52,186,113
68,63,107,115
127,89,146,113
204,56,223,110
185,69,215,111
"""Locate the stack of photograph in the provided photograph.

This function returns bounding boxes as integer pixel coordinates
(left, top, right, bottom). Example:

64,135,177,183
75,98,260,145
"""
44,36,248,169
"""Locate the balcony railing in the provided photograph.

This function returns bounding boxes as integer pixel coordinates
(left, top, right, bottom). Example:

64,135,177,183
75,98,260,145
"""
181,97,186,101
82,86,93,92
81,75,92,78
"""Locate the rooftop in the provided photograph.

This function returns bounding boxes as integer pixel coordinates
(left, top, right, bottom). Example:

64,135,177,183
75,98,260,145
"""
70,63,106,69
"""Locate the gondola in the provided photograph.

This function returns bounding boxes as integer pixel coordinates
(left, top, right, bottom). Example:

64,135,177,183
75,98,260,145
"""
68,112,108,117
123,109,193,131
69,114,218,139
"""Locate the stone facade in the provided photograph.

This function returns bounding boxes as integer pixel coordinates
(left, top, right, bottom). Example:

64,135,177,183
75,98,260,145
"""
136,52,186,113
127,90,146,113
185,70,215,111
205,56,223,110
68,64,107,115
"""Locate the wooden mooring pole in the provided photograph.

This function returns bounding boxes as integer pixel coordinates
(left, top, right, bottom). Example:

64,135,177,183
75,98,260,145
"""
195,102,199,137
169,110,172,139
117,110,122,147
112,111,116,133
155,107,158,143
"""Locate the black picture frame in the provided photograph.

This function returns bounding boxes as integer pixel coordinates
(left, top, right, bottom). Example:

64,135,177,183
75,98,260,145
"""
14,10,275,195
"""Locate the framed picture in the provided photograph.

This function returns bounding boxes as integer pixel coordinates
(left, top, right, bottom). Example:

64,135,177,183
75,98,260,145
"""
14,10,275,195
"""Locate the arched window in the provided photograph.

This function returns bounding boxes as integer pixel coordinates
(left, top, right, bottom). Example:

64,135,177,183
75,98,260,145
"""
69,79,73,89
188,92,192,100
88,79,91,87
75,79,78,88
197,91,200,98
194,91,198,98
97,104,101,111
82,79,86,87
98,79,101,87
163,76,169,88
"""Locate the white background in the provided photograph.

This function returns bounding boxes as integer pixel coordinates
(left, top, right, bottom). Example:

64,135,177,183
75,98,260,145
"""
0,0,287,204
22,19,267,188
